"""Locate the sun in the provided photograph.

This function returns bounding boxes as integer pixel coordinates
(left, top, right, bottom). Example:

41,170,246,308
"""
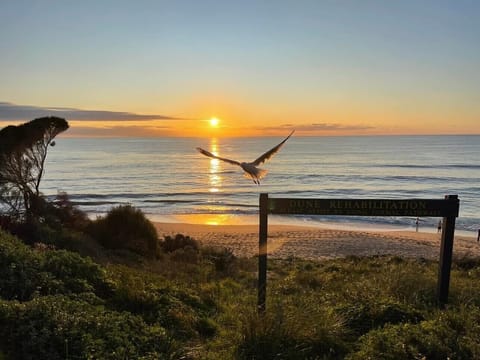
209,117,220,127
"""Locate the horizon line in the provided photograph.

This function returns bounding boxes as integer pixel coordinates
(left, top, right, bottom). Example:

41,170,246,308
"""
59,133,480,139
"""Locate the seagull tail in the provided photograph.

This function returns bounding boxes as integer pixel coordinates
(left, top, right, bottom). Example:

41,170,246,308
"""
243,168,268,181
256,168,268,180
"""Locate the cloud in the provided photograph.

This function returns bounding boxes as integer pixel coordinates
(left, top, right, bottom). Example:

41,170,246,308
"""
65,125,173,137
0,102,186,121
260,122,374,132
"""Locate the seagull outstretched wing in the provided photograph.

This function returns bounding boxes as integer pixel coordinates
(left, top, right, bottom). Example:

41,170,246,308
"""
196,130,294,184
251,130,295,166
196,147,241,166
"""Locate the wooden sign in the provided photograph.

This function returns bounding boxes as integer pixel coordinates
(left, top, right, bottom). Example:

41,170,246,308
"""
268,198,459,217
258,194,459,313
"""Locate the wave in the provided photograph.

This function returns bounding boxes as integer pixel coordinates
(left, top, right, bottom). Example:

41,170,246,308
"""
379,164,480,170
39,136,480,233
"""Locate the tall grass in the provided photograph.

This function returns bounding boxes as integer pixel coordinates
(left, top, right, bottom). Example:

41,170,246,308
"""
2,228,480,359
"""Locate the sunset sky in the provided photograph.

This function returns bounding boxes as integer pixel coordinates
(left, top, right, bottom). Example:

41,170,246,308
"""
1,1,479,137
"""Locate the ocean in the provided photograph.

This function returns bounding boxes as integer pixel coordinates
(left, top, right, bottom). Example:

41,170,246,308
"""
41,135,480,235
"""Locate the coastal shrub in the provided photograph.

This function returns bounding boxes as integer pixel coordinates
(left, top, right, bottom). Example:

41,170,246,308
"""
108,267,216,339
19,221,68,247
0,215,16,233
3,191,94,254
0,229,112,300
202,246,237,273
8,214,96,257
452,255,480,271
160,233,199,253
42,249,113,297
0,295,182,360
196,316,218,337
88,205,158,258
50,191,91,231
236,299,348,359
170,245,200,263
348,308,480,359
0,229,44,300
336,300,424,336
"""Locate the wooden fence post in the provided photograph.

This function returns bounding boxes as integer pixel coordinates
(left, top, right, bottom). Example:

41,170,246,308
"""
258,193,268,313
437,194,458,307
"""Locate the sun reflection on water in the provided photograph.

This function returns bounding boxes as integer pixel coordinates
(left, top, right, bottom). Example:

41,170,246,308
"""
208,138,223,193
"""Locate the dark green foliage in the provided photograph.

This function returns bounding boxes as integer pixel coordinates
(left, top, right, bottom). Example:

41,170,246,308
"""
88,205,158,258
0,117,69,220
170,245,200,263
40,191,91,231
0,295,182,360
42,249,113,297
336,301,424,336
236,302,348,359
452,255,480,271
160,233,199,253
0,230,111,301
0,229,217,358
0,230,44,301
202,246,237,273
2,228,480,359
0,117,68,155
3,192,95,256
108,266,217,339
196,316,218,337
349,308,480,359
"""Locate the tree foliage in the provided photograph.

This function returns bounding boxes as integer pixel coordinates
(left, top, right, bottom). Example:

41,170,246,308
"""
0,116,69,220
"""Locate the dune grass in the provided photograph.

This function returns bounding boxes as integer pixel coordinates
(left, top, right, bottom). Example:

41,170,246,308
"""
1,227,480,359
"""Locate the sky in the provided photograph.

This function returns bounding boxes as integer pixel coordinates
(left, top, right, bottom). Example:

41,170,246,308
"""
1,0,479,137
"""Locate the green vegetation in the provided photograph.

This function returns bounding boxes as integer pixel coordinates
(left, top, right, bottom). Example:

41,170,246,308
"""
0,117,69,221
1,225,480,359
88,205,159,258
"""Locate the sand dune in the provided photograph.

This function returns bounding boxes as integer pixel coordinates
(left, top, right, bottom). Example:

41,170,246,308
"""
154,222,479,260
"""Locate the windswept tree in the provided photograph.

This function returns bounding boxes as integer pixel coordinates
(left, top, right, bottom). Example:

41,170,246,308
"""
0,116,69,221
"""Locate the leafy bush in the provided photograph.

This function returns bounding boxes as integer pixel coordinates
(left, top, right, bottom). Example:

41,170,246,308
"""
336,300,424,336
160,233,199,253
348,308,480,359
13,220,87,248
88,205,158,258
108,266,216,339
42,249,113,297
1,191,94,254
196,316,218,337
202,246,237,273
50,191,91,231
0,295,182,360
0,230,44,300
0,229,112,301
170,245,200,263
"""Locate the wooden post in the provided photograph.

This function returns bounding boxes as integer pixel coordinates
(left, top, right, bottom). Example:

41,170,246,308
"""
437,195,458,307
258,193,268,313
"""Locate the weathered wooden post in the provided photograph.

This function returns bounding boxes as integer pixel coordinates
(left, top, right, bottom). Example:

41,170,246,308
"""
437,194,459,307
258,193,268,313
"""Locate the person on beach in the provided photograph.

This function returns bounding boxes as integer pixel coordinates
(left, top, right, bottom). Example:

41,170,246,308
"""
415,217,419,232
437,220,442,233
477,229,480,242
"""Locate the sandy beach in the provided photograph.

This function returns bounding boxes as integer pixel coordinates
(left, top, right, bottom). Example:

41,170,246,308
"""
154,222,480,261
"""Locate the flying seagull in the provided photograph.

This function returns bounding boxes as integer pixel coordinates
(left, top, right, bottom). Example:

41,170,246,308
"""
196,130,294,185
